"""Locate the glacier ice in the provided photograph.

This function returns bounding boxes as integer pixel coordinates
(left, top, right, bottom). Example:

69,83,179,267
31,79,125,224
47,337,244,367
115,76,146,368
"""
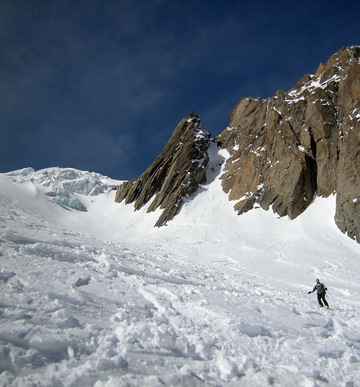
1,167,121,212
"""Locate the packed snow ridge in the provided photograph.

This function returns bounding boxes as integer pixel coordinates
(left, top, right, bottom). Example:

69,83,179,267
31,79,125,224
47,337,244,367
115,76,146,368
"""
1,145,360,386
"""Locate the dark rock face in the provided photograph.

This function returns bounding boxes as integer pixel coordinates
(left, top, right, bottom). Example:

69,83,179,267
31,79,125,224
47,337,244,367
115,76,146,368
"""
115,46,360,243
115,113,210,227
217,46,360,242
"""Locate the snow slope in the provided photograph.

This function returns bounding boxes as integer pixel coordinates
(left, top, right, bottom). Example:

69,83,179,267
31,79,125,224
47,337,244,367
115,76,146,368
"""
1,146,360,386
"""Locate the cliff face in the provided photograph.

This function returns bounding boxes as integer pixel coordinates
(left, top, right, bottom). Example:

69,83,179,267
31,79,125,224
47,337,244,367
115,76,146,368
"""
217,46,360,241
115,113,210,227
115,46,360,242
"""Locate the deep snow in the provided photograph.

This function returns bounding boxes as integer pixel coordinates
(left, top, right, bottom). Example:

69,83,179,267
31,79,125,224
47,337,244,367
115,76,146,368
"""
1,145,360,386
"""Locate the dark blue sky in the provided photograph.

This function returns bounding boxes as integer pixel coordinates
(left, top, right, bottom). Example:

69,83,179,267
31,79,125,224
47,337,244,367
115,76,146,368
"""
1,0,359,179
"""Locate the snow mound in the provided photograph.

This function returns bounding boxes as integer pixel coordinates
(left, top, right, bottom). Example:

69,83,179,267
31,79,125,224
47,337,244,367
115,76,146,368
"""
2,167,121,212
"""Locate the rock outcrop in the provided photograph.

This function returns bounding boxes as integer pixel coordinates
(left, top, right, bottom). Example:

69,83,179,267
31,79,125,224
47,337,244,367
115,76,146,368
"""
115,113,210,227
217,46,360,241
115,46,360,242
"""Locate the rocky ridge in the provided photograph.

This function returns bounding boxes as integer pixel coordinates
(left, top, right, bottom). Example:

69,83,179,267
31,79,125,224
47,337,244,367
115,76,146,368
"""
115,113,210,227
115,46,360,242
217,46,360,241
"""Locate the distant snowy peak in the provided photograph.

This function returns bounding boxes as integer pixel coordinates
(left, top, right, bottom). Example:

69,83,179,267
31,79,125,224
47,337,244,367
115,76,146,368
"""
2,167,121,212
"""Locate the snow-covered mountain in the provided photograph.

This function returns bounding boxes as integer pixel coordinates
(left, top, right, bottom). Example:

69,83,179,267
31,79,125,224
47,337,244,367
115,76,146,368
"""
1,144,360,386
3,167,120,212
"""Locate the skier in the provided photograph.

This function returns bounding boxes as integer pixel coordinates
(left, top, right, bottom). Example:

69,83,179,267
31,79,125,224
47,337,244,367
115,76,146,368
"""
308,278,329,308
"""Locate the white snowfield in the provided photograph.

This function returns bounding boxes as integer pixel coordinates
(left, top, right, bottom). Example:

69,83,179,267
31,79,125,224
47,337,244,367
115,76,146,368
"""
1,145,360,386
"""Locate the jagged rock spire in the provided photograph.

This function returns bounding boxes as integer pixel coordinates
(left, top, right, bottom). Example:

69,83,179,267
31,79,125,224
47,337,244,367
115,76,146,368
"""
115,113,210,227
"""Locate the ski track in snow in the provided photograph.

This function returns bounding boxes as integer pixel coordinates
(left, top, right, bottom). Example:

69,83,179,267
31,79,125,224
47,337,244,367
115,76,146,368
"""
1,154,360,386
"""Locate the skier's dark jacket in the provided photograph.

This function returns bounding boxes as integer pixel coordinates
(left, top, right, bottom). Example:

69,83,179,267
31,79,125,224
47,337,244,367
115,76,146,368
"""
312,282,327,294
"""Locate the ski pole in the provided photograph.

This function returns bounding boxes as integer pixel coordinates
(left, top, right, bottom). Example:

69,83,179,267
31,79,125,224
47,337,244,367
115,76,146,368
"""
326,290,337,306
